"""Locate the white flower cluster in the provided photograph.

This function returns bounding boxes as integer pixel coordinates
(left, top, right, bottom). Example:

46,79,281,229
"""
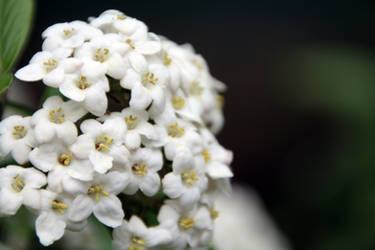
0,10,233,249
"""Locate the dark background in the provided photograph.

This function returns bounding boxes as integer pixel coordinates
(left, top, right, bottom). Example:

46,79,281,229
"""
17,0,375,249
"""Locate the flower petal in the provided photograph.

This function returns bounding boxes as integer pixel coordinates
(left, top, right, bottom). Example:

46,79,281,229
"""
36,211,66,246
93,194,124,228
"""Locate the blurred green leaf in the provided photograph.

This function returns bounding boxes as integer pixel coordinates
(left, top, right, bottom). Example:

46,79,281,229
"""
0,0,34,93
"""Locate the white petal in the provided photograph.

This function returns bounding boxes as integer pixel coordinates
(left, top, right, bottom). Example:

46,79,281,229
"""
0,189,22,215
84,86,108,116
69,195,94,222
29,147,57,172
180,188,201,208
11,143,31,165
125,132,141,150
71,134,93,159
128,51,147,73
22,188,41,210
106,53,127,79
15,64,45,82
135,41,161,55
90,150,113,174
60,80,85,102
139,171,160,196
120,69,139,89
59,58,83,73
34,122,55,144
56,122,78,144
36,212,66,246
194,207,212,230
63,100,88,122
129,84,152,110
162,173,183,199
206,162,233,179
93,194,124,228
80,119,101,134
102,171,130,195
43,68,64,88
145,227,172,247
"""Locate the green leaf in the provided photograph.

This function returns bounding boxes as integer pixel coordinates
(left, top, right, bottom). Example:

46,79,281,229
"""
0,0,34,93
0,72,13,93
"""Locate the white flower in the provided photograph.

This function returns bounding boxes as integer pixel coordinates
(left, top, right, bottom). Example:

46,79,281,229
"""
69,171,129,228
0,165,46,215
31,96,87,144
120,54,168,111
74,34,129,79
163,148,207,208
158,200,213,249
0,115,37,164
71,118,129,174
123,148,163,196
59,60,109,116
112,215,172,250
36,190,87,246
42,21,103,51
15,48,81,87
105,107,156,150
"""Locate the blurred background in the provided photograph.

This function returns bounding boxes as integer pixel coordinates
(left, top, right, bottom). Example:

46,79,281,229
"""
4,0,375,249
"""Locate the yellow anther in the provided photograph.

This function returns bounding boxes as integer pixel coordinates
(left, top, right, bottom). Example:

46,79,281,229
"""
43,59,57,73
51,200,68,214
201,149,211,163
126,39,135,49
76,76,89,90
142,72,158,85
191,58,203,71
117,14,127,20
179,217,195,230
172,96,185,110
132,163,148,176
167,122,185,138
209,206,219,220
12,125,26,139
94,48,109,62
189,81,203,96
63,28,74,37
58,152,73,166
95,136,114,152
11,174,24,193
128,245,143,250
216,95,225,109
182,170,199,186
49,107,65,124
163,52,172,66
88,185,110,201
132,236,145,246
125,115,137,129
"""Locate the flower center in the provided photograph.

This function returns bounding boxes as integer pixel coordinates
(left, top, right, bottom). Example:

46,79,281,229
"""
142,72,158,86
172,96,185,110
43,59,57,73
216,95,225,109
167,122,185,138
126,39,135,50
11,174,24,193
189,80,203,96
58,152,73,166
132,163,148,176
209,206,219,220
63,28,74,38
201,149,211,163
163,52,172,66
191,58,203,71
117,14,126,20
95,135,113,152
88,185,109,201
76,76,90,90
94,48,109,62
49,107,65,124
51,200,68,214
12,125,27,139
128,236,145,250
182,170,199,186
125,115,137,130
179,217,195,230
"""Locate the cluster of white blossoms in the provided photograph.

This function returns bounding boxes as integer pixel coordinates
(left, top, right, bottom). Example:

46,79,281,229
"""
0,10,233,249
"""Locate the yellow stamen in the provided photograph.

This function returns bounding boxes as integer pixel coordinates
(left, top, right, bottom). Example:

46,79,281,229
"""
95,136,113,152
142,72,158,85
63,28,74,37
132,163,148,176
51,200,68,214
49,107,65,124
163,52,172,66
117,14,126,20
88,185,109,201
94,48,109,62
172,96,185,110
125,115,137,129
126,39,135,49
191,58,203,70
128,245,143,250
43,59,57,73
58,152,73,166
167,122,185,138
11,174,24,193
209,206,219,220
189,81,203,96
182,170,199,186
12,125,26,139
216,95,225,109
179,217,195,230
201,149,211,163
76,76,89,90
